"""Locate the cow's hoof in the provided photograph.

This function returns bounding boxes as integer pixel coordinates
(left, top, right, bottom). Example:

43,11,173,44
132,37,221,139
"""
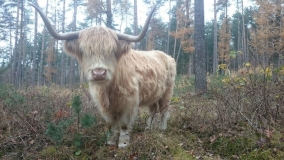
106,131,118,146
107,140,116,146
118,134,130,148
159,124,167,130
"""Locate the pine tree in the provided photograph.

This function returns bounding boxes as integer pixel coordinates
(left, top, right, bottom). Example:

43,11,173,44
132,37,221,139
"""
194,0,207,93
133,0,138,49
31,0,38,86
60,0,67,86
213,0,218,74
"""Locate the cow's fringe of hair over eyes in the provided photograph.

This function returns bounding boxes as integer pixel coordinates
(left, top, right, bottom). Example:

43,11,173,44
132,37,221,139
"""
79,27,119,58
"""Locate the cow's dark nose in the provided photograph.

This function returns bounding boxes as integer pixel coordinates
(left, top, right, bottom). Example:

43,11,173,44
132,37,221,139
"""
92,68,107,80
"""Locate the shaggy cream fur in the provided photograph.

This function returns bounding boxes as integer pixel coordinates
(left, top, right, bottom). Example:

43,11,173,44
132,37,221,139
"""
63,26,176,148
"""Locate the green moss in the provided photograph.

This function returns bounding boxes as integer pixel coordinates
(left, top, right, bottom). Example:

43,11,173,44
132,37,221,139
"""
242,149,274,160
39,146,70,159
207,135,256,157
187,134,198,145
39,146,57,158
270,130,284,149
93,147,113,160
276,151,284,159
170,146,195,160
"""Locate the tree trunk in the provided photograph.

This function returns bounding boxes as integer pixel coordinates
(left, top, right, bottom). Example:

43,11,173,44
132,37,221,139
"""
9,25,13,83
188,53,193,76
106,0,113,29
22,35,27,87
69,0,78,86
185,0,193,76
166,0,171,54
242,0,247,63
237,0,241,70
38,0,49,86
271,0,281,82
133,0,138,49
173,19,178,59
176,43,182,64
60,0,66,86
32,0,38,86
12,0,20,86
272,53,279,82
194,0,207,93
45,3,56,85
16,0,24,88
213,0,218,74
38,31,45,86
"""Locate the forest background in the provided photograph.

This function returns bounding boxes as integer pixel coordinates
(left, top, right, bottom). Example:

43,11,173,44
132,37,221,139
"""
0,0,272,88
2,0,284,159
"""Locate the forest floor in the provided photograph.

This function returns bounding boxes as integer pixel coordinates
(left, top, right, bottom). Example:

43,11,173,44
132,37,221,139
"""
1,73,284,160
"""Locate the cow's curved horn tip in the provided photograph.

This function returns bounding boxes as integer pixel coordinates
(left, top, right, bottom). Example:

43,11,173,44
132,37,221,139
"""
28,3,36,7
152,4,157,10
28,2,39,7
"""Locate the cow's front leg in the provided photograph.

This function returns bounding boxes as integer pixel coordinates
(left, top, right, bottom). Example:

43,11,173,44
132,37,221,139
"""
106,123,118,145
118,105,138,148
118,125,130,148
103,115,118,146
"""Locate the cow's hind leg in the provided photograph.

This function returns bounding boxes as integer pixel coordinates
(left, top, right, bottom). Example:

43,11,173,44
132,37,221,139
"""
146,103,159,129
159,102,170,130
159,87,173,130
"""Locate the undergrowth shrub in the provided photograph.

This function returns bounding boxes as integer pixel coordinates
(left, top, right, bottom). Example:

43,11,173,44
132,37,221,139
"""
1,65,284,159
170,65,284,159
45,94,96,152
0,84,101,159
210,68,284,130
174,75,194,96
1,83,25,109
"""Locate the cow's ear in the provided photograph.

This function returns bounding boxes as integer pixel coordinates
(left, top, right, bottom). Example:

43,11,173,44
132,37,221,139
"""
116,40,132,58
63,40,82,61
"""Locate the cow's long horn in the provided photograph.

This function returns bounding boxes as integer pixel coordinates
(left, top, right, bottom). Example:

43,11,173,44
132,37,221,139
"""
117,5,157,42
29,3,79,40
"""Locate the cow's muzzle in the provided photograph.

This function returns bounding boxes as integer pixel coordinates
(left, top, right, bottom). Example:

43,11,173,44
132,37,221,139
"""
92,68,107,81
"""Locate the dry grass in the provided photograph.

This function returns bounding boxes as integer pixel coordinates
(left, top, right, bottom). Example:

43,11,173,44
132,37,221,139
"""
1,73,284,159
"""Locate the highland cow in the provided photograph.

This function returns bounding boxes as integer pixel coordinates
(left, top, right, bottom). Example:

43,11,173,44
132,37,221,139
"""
30,3,176,148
